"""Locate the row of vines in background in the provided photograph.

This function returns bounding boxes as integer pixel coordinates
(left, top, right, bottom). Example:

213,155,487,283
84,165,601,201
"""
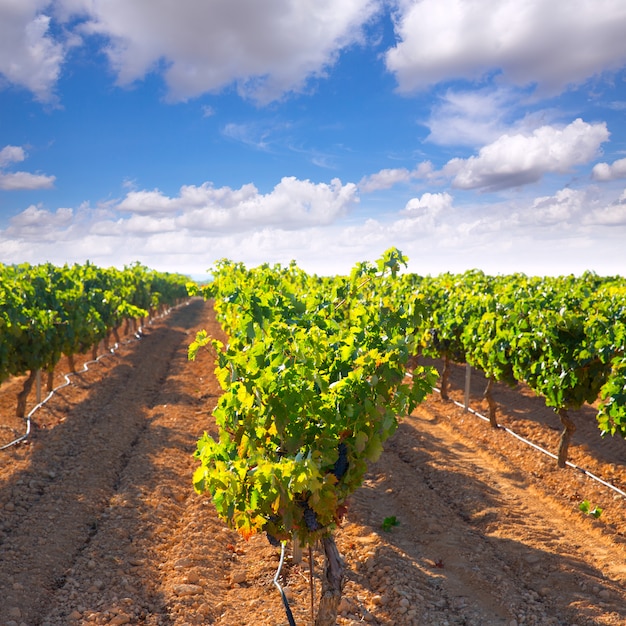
405,269,626,466
0,261,190,418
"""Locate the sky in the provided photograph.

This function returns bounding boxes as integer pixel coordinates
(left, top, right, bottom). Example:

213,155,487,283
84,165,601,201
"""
1,0,626,279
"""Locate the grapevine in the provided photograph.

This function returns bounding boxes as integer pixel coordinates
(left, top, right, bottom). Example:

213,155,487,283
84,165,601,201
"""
190,248,437,625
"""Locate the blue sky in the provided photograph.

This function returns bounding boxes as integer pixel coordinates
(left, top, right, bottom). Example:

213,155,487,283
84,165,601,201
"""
1,0,626,279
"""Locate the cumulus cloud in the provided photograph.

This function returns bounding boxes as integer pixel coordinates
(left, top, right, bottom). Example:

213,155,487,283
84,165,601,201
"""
73,0,379,103
0,2,66,102
386,0,626,94
592,158,626,181
442,119,609,191
403,192,453,215
426,88,516,147
0,145,56,190
522,188,589,227
2,176,358,257
359,162,436,192
117,177,358,231
0,146,26,167
424,86,557,148
0,171,56,191
1,1,379,104
0,176,364,274
3,182,626,277
5,0,626,110
359,168,412,192
584,189,626,226
4,205,73,241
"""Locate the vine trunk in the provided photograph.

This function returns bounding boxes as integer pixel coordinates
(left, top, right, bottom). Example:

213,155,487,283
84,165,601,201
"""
315,535,345,626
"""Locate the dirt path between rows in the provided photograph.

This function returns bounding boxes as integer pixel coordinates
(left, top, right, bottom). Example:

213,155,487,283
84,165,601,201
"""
0,299,625,625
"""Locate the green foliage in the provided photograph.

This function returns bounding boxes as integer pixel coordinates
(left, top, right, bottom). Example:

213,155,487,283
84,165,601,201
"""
0,261,189,385
579,499,603,518
190,257,626,544
414,272,471,364
407,269,626,451
597,354,626,437
192,249,437,545
381,515,400,531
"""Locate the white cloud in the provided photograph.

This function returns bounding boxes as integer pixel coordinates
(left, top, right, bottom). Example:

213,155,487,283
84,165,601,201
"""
443,119,609,191
4,0,626,110
359,162,437,193
3,182,626,277
583,189,626,226
4,204,73,241
73,0,379,103
1,1,379,104
522,188,589,227
386,0,626,94
403,192,453,215
0,171,56,190
426,88,516,147
327,185,626,275
0,146,26,167
222,122,276,150
359,168,412,192
412,161,436,180
592,157,626,181
116,177,357,231
0,144,56,190
425,86,559,148
0,3,66,102
118,181,262,217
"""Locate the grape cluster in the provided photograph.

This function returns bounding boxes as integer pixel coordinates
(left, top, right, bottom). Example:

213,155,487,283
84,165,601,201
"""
264,513,283,546
429,328,444,351
301,502,321,531
266,532,281,547
331,442,349,480
429,328,463,361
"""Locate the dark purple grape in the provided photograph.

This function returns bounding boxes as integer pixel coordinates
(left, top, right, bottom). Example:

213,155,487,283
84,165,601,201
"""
331,442,349,480
266,532,281,547
302,503,321,531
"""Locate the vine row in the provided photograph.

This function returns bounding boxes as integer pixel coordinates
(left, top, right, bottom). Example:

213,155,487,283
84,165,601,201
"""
0,261,190,419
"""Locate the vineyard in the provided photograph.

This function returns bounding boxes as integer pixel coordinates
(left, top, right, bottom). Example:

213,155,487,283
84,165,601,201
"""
0,253,625,625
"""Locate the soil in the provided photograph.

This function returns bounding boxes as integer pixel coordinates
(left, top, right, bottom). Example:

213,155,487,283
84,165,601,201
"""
0,298,625,626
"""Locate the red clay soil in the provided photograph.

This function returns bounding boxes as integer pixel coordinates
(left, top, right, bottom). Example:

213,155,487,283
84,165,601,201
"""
0,298,625,626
